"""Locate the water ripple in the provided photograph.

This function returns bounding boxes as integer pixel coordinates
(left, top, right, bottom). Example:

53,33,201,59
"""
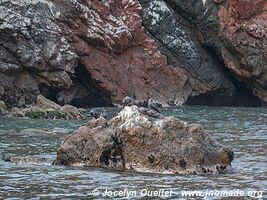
0,107,266,199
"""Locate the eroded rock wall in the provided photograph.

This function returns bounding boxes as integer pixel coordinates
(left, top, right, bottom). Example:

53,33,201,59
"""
0,0,77,107
158,0,267,105
217,0,267,103
57,0,193,106
0,0,266,107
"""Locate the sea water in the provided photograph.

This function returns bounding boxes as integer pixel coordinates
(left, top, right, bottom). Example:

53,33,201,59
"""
0,106,266,199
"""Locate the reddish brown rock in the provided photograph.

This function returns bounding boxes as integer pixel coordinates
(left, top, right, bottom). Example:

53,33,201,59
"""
217,0,267,103
128,0,267,105
60,0,192,106
0,0,266,107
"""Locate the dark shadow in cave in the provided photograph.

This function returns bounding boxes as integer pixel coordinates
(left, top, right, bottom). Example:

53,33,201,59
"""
186,82,262,107
230,78,263,107
38,83,58,103
186,44,263,107
38,63,113,108
70,62,113,108
186,80,262,107
186,46,263,107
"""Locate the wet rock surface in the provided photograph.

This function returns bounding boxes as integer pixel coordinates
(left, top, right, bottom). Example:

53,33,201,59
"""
54,106,234,174
0,0,266,107
9,95,85,120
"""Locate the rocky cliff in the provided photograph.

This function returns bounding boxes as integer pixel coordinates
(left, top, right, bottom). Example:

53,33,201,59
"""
0,0,266,107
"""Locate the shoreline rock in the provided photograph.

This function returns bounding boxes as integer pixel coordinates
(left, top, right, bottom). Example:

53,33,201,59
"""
0,100,8,116
4,95,85,120
53,105,234,174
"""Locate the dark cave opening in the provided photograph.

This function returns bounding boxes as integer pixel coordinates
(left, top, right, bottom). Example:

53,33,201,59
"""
38,83,58,103
38,63,113,108
187,77,263,107
70,63,113,108
187,45,263,107
231,79,263,107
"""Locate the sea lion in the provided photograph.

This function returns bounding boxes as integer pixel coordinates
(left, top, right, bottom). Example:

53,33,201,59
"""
138,107,163,118
90,108,107,119
100,108,107,119
148,98,161,113
89,109,99,119
122,96,133,108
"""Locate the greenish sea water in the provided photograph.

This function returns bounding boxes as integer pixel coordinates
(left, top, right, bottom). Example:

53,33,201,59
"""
0,106,266,199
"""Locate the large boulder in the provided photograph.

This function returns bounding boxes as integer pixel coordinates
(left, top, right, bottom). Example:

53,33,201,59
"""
54,106,234,174
37,94,61,110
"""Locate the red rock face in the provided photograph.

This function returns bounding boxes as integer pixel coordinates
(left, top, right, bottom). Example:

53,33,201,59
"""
217,0,267,102
63,0,192,105
0,0,265,107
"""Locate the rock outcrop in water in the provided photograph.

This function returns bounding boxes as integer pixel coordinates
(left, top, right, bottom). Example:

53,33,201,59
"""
10,95,85,120
0,0,266,107
54,106,234,174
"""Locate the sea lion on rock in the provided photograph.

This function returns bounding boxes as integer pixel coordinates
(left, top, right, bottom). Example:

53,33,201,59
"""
100,108,107,119
122,96,133,108
138,107,163,118
54,105,234,174
148,98,161,113
146,109,163,118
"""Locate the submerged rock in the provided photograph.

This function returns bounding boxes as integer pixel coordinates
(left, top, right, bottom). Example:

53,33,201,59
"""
54,106,234,174
2,156,53,165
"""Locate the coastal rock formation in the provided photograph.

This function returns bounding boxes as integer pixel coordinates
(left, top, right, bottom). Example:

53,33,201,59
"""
0,0,266,107
139,0,234,102
54,106,234,174
217,0,267,103
0,0,113,108
10,95,85,120
139,0,266,105
59,0,192,106
0,100,7,116
0,0,77,108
